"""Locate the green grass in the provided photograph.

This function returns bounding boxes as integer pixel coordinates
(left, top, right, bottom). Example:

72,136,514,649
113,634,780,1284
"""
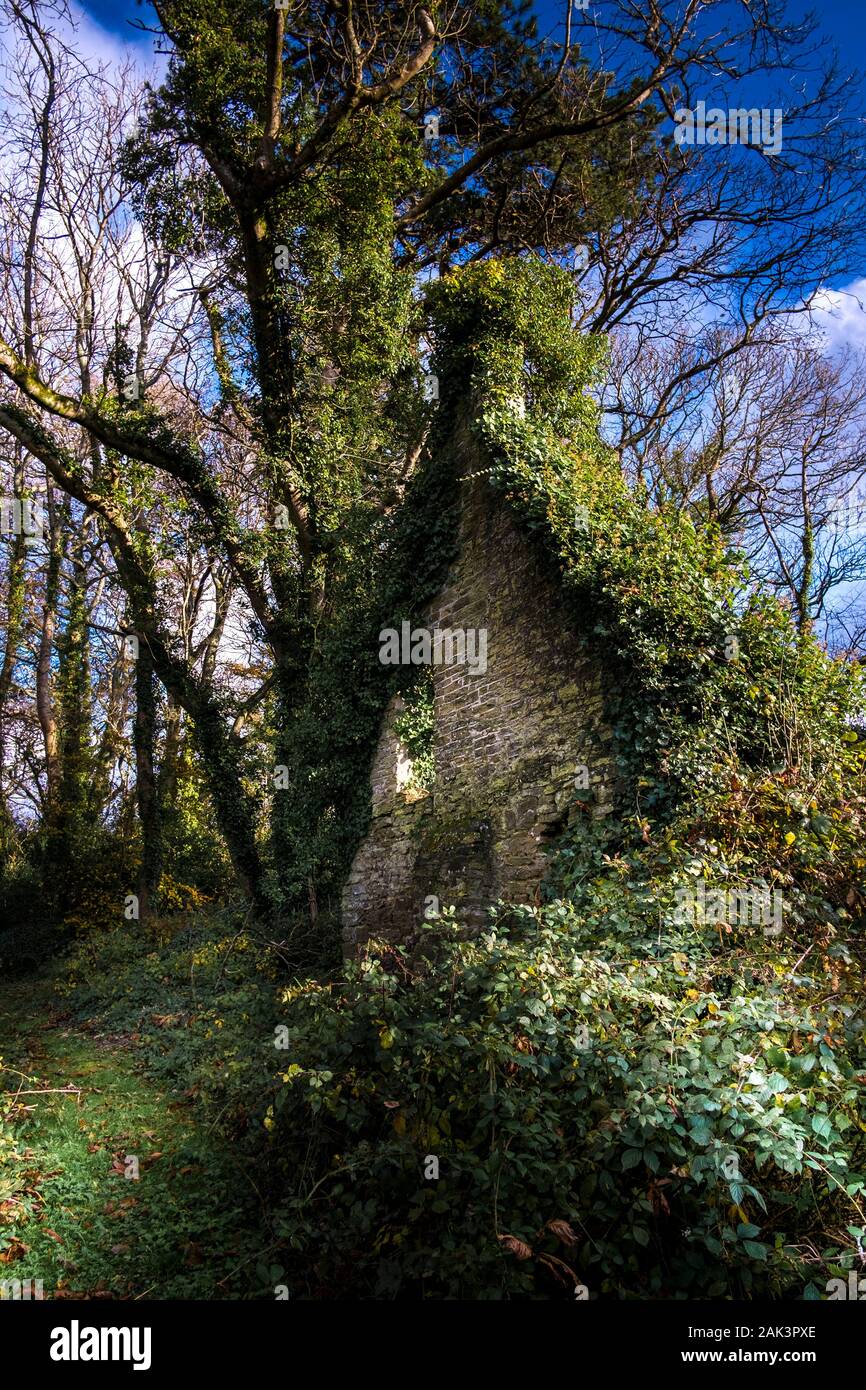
0,974,268,1300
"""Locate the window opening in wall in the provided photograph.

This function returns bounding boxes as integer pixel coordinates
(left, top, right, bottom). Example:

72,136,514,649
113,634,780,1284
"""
393,671,435,796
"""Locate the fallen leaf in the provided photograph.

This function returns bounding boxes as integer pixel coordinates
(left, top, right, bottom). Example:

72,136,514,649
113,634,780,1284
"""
0,1240,28,1263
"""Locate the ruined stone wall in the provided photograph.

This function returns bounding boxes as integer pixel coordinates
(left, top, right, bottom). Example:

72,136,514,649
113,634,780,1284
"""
341,443,615,954
340,694,433,946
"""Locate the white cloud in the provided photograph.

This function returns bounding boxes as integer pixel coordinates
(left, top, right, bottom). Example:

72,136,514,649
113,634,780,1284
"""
53,2,166,79
808,278,866,354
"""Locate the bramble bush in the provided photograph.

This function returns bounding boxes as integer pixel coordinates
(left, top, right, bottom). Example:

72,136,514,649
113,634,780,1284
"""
51,882,864,1301
259,898,865,1300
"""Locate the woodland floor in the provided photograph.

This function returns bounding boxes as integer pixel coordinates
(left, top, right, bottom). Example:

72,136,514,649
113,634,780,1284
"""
0,974,265,1300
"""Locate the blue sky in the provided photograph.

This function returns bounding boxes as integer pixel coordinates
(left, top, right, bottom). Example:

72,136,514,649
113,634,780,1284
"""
79,0,153,41
84,0,866,73
534,0,866,71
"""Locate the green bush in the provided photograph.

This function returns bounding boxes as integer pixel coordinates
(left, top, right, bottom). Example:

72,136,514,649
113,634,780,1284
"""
263,903,866,1299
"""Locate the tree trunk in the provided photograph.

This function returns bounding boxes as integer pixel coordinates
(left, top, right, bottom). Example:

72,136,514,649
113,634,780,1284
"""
133,635,162,922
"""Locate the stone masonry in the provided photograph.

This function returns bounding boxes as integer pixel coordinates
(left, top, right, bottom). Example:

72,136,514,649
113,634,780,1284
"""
341,435,615,953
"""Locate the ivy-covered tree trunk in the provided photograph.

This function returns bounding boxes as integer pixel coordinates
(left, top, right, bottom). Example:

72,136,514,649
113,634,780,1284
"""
0,449,28,857
36,485,62,811
158,693,181,809
41,543,96,919
133,635,162,922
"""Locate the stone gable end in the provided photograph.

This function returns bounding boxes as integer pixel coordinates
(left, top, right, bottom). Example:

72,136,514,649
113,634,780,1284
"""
342,462,615,953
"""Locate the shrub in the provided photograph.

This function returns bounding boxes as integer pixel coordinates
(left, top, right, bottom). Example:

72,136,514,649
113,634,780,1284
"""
264,904,866,1299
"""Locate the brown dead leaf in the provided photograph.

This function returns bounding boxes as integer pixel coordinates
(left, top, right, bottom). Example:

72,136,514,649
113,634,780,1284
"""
648,1180,671,1217
0,1240,28,1263
497,1233,532,1261
545,1219,578,1247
